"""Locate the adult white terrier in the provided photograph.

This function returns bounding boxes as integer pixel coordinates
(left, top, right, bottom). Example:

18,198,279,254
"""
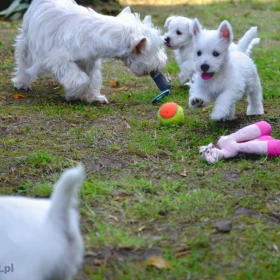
0,165,85,280
163,15,260,86
189,18,264,121
12,0,167,103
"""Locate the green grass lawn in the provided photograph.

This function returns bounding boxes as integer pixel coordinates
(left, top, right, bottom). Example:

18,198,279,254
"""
0,1,280,279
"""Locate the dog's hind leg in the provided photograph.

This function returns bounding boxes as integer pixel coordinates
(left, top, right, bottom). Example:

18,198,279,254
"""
51,57,90,101
81,59,108,103
12,32,34,90
246,75,264,116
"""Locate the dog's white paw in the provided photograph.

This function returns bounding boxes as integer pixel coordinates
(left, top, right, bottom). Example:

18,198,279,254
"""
81,91,109,104
13,82,32,91
211,111,234,122
179,72,188,85
246,106,264,115
92,95,109,104
190,97,204,108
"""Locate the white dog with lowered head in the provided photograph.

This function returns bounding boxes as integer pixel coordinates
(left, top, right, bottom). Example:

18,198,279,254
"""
12,0,167,103
163,15,260,86
0,164,85,280
189,18,264,121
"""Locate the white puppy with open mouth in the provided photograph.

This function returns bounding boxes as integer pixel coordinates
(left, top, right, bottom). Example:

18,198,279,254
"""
188,18,264,121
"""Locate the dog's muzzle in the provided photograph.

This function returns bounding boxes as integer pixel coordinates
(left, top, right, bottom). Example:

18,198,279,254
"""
201,64,210,72
164,37,171,47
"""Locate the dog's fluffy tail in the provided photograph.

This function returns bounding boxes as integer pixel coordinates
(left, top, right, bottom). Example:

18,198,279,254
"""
237,26,260,56
48,164,85,226
245,37,261,56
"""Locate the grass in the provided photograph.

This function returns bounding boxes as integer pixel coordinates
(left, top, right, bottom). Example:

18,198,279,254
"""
0,0,280,279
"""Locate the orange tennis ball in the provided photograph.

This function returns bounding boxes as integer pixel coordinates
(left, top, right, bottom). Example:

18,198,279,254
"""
157,102,184,125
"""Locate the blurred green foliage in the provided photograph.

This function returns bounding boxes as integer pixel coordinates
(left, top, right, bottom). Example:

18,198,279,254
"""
0,0,122,21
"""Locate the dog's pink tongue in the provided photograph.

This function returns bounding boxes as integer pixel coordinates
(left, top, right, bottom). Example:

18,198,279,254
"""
201,73,213,80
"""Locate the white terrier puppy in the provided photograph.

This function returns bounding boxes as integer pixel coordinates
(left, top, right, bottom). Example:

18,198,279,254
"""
0,164,85,280
12,0,167,103
164,16,194,85
189,18,264,121
164,15,260,86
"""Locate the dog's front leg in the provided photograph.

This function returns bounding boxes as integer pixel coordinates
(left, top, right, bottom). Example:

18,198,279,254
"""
211,92,236,121
53,60,90,101
188,83,211,108
81,59,108,104
246,76,264,116
179,60,193,85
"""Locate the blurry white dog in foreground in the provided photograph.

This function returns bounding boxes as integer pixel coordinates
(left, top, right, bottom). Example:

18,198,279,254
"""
0,165,85,280
163,15,260,86
189,18,264,121
12,0,167,103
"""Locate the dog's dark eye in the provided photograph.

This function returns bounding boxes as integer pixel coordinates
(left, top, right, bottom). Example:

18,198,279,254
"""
213,51,220,57
197,51,202,56
176,30,182,35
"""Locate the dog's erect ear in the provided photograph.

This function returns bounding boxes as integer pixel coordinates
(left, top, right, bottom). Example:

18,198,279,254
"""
132,38,147,55
164,16,175,29
185,20,191,34
118,6,131,16
191,18,202,37
218,20,233,43
142,15,152,27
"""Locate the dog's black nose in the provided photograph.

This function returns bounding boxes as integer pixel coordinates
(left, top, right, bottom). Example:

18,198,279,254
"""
201,64,209,72
164,37,170,44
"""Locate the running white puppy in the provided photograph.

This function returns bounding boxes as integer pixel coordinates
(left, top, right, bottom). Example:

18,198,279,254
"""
163,15,260,86
12,0,167,103
0,164,85,280
189,18,264,121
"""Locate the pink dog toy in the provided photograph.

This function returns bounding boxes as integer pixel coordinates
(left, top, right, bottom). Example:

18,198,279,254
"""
200,121,280,164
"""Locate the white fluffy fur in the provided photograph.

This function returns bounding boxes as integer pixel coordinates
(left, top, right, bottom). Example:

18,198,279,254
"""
0,165,85,280
229,26,260,55
164,16,193,85
12,1,167,103
189,19,264,121
164,15,260,86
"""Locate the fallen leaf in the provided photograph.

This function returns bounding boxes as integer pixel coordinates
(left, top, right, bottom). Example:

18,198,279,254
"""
70,123,78,127
146,257,171,269
137,226,146,232
179,170,188,177
13,94,24,99
109,80,120,88
108,215,119,221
